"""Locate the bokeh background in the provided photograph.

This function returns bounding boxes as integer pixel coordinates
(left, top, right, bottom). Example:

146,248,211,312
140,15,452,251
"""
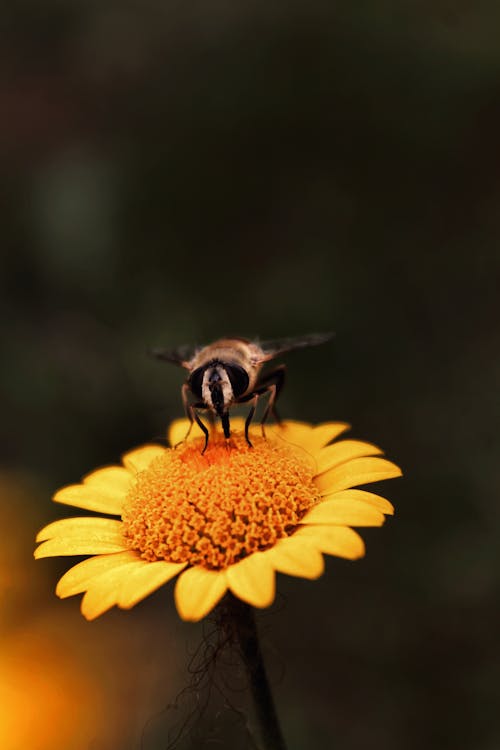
2,1,500,748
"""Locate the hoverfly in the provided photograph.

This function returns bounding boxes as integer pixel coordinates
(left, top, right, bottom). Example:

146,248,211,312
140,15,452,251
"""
151,333,334,452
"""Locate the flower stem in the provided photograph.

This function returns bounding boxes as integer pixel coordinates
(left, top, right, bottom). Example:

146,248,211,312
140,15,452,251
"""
226,594,288,750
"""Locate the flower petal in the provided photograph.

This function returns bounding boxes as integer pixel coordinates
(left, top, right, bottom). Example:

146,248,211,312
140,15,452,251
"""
295,525,365,559
54,466,133,515
53,485,125,515
264,537,324,579
301,498,385,526
118,560,187,609
273,421,350,453
315,440,383,475
56,551,142,597
35,518,127,558
315,457,402,494
308,423,352,451
168,419,194,447
80,564,142,620
174,567,228,622
269,420,312,442
35,537,128,558
168,417,259,449
226,553,275,608
122,445,167,473
83,466,133,494
36,517,123,542
320,489,394,515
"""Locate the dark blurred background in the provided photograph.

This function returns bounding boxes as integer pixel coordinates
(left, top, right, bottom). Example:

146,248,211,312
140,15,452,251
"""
2,1,500,748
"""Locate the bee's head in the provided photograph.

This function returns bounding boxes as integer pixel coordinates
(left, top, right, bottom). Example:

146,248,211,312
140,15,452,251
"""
186,362,233,416
189,360,249,416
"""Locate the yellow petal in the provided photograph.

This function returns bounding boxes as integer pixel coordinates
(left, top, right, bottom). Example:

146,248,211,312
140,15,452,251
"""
56,551,142,597
83,466,133,495
174,567,228,622
80,564,141,620
228,419,265,442
226,553,275,608
225,417,245,434
320,489,394,515
118,560,187,609
315,457,402,494
168,416,258,448
34,537,128,558
35,518,126,558
54,466,132,515
315,440,383,475
308,422,352,451
54,485,124,515
36,516,123,542
273,421,350,453
264,537,324,579
301,498,385,526
268,420,312,443
122,445,167,473
168,419,195,447
295,525,365,559
266,419,322,452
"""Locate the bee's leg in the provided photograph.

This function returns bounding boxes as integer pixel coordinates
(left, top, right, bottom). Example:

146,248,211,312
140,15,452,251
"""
178,383,194,440
252,365,286,434
177,384,204,446
207,409,217,439
187,405,209,453
179,384,210,452
171,384,193,447
244,394,259,447
260,385,279,437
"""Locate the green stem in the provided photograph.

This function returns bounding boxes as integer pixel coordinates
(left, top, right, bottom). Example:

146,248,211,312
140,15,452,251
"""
226,594,288,750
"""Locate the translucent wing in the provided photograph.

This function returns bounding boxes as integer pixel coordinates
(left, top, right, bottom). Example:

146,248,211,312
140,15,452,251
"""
259,332,334,360
149,344,198,368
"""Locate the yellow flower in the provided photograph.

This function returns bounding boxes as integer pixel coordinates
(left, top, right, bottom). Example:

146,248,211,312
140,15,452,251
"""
34,419,401,622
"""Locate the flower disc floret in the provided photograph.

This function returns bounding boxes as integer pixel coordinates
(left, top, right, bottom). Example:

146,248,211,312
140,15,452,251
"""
121,435,320,570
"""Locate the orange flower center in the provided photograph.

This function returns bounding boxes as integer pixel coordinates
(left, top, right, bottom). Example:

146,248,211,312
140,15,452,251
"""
121,434,320,570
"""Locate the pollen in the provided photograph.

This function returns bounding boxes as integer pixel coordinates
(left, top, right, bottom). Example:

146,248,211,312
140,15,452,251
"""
121,434,321,570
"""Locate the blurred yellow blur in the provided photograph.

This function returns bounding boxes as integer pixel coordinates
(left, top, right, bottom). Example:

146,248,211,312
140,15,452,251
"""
0,625,99,750
0,472,180,750
0,473,101,749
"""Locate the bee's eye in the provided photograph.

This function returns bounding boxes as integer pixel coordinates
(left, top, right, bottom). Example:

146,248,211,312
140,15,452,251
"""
225,364,249,397
189,367,205,398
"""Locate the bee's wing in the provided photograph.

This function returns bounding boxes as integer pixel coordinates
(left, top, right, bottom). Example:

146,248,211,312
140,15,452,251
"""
258,332,335,361
149,344,198,369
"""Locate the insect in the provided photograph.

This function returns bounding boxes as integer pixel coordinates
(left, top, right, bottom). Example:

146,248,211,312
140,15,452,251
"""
151,333,334,452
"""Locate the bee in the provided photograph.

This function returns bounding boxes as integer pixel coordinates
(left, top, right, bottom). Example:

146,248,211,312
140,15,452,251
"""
151,333,334,452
